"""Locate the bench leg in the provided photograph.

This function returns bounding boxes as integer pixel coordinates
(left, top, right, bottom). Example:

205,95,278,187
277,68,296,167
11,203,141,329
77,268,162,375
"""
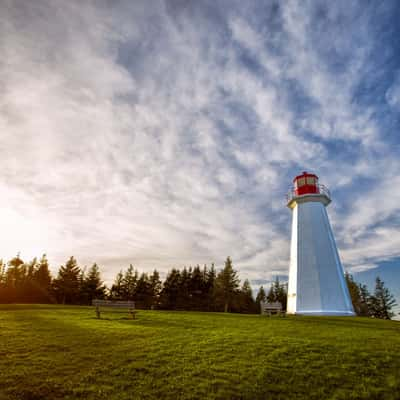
96,306,101,319
130,310,135,319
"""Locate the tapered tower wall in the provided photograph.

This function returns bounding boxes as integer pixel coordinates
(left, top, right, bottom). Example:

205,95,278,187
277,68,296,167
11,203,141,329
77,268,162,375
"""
287,200,354,316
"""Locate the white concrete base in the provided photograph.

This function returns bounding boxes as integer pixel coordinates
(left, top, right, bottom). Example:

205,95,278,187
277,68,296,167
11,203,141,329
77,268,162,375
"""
294,311,355,316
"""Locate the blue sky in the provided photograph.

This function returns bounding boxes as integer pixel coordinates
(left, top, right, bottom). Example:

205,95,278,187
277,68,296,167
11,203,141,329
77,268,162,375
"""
0,1,399,315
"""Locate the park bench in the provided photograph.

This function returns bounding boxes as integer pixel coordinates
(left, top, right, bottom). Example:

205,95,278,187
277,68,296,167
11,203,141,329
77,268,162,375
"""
92,299,137,319
260,301,285,316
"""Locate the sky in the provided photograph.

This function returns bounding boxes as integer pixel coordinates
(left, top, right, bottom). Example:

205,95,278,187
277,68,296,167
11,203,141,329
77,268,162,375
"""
1,1,399,314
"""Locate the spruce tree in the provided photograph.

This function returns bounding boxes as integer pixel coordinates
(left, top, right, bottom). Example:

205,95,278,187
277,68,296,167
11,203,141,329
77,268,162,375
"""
255,286,267,314
215,257,240,312
177,267,191,309
345,272,362,315
160,269,181,309
189,265,204,310
53,256,81,304
206,263,216,311
149,269,162,308
122,265,138,301
239,279,256,313
6,254,25,302
33,254,53,303
358,283,372,317
0,260,7,303
135,273,152,308
24,258,38,302
371,277,397,320
266,278,287,310
81,263,106,304
110,271,124,300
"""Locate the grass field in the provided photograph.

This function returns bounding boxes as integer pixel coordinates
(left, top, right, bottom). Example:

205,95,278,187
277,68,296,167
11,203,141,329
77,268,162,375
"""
1,305,399,400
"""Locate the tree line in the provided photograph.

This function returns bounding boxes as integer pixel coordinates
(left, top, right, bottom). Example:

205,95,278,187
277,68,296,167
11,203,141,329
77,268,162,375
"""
0,253,396,318
345,273,397,320
0,255,260,313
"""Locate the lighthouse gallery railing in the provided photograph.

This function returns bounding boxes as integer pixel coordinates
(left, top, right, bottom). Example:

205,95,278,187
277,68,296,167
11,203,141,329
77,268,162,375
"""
286,184,331,203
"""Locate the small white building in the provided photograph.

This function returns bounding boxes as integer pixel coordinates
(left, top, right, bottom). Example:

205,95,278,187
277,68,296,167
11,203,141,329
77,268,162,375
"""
286,172,354,316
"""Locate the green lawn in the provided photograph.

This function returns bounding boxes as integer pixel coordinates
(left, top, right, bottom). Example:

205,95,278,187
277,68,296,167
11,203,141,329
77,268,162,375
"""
0,305,399,400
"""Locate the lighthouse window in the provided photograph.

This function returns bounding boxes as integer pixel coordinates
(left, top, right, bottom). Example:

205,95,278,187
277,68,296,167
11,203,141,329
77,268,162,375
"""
306,177,316,185
297,177,306,187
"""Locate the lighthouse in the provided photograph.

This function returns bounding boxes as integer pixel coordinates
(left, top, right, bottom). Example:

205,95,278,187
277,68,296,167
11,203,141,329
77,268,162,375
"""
286,172,354,316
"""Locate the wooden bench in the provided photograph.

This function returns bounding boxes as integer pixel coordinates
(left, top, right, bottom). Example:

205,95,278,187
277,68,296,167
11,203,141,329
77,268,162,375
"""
260,301,285,316
92,299,137,319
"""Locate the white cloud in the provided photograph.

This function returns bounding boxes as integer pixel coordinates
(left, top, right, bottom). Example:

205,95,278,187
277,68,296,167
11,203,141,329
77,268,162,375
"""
386,73,400,110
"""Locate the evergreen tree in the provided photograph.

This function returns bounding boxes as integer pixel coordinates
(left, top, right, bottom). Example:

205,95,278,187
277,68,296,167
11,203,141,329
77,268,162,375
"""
215,257,240,312
255,286,267,314
0,260,7,303
160,269,181,309
33,254,53,303
149,269,162,308
345,273,373,317
266,278,287,310
81,263,106,304
188,265,204,310
266,284,275,303
53,256,81,304
358,283,372,317
110,271,124,300
135,273,152,308
5,254,25,302
345,272,362,315
206,263,216,311
8,254,24,268
239,279,256,313
24,257,38,302
371,277,397,320
122,265,138,301
177,267,191,309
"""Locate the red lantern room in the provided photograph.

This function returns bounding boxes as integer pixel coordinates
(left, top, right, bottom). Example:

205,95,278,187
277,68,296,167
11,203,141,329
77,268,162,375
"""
293,171,319,196
287,171,331,208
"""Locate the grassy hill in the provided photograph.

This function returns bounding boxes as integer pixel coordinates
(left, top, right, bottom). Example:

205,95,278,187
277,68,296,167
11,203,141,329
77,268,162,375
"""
1,305,399,400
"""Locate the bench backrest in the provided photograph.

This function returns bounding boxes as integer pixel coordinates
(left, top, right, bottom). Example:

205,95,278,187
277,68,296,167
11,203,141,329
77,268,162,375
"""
93,299,135,308
260,301,282,311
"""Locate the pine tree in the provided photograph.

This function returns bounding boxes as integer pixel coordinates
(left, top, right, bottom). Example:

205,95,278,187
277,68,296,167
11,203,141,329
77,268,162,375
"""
206,263,216,311
135,273,153,308
81,263,106,304
345,272,361,314
0,260,7,303
266,278,287,310
149,269,162,308
181,267,193,308
189,265,204,310
53,256,81,304
255,286,267,314
160,269,181,309
6,254,25,302
345,273,374,316
110,271,124,300
215,257,240,312
371,277,397,320
358,283,372,317
239,279,256,313
33,254,53,303
122,265,138,301
24,257,38,302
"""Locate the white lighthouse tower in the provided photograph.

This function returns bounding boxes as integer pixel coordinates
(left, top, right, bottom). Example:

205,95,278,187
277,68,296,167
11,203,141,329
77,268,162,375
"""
286,172,354,316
